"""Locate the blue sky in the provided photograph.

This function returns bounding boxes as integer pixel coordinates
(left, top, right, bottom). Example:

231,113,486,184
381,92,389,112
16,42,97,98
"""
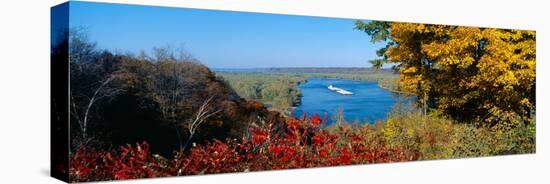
68,1,385,68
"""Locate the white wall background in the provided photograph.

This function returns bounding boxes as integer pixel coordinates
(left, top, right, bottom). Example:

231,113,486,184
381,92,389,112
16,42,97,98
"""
0,0,547,183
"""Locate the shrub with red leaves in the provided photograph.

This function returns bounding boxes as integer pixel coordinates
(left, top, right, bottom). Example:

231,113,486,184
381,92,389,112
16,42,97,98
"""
105,143,171,180
69,142,172,182
69,146,104,181
69,115,418,182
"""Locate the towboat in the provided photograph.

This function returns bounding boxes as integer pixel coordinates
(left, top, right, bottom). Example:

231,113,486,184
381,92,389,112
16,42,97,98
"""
328,85,353,95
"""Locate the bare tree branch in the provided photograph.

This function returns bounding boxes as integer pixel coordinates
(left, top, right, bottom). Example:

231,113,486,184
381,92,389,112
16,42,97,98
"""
182,96,221,150
82,76,116,138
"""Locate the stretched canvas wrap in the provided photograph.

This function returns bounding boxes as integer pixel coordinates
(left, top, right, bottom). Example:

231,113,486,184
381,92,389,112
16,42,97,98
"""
51,1,536,183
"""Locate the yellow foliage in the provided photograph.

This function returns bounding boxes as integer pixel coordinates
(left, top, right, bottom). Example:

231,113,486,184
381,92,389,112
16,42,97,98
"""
385,23,535,126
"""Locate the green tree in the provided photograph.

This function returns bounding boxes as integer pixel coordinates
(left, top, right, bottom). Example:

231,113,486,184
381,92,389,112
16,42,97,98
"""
368,59,385,72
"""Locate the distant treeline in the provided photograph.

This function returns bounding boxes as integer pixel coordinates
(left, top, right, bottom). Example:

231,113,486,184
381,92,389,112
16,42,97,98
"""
262,67,394,73
300,72,397,82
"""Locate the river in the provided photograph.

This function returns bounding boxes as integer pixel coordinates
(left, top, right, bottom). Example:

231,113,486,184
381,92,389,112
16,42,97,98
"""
292,78,414,125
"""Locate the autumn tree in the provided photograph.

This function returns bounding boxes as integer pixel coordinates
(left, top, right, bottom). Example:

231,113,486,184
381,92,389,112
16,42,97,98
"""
69,29,123,142
118,45,200,149
355,21,536,127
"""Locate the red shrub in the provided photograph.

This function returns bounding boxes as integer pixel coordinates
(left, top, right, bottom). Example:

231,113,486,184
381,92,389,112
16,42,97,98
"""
176,140,245,175
251,128,269,145
105,143,171,179
69,146,103,181
69,115,418,182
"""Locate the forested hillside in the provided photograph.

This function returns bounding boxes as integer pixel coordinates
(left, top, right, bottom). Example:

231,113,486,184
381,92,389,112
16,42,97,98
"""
62,30,285,156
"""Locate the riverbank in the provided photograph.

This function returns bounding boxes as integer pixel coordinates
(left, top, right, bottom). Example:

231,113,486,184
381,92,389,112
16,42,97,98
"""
377,80,416,96
218,72,304,112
